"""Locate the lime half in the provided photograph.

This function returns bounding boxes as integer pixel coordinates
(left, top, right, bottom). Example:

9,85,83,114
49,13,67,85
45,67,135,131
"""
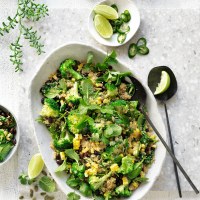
28,153,44,179
94,5,119,20
94,14,113,39
154,71,171,95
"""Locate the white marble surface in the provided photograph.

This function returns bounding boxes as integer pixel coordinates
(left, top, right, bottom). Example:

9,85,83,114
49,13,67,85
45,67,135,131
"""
0,0,200,200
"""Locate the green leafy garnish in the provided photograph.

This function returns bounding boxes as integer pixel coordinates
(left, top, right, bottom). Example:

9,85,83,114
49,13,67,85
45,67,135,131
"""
65,149,79,163
0,0,48,71
55,160,69,173
18,173,34,185
38,176,56,193
0,143,13,162
104,124,122,138
67,192,80,200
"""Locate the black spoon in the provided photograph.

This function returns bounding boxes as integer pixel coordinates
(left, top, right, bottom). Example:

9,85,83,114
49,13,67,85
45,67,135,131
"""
128,75,199,195
148,66,181,197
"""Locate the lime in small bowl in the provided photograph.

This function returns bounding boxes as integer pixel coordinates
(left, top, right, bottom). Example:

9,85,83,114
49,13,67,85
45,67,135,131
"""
88,0,140,47
0,104,20,166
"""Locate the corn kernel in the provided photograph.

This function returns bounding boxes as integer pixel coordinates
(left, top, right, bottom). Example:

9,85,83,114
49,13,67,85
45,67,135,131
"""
122,176,129,185
133,181,139,188
110,164,119,172
60,152,66,160
103,99,110,104
73,134,82,150
133,128,141,138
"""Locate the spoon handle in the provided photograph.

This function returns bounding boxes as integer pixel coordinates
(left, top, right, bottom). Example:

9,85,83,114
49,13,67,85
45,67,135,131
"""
141,110,199,194
164,102,182,198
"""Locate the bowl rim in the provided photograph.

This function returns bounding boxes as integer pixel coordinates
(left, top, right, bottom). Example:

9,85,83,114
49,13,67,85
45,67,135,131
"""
88,0,141,47
0,104,20,166
28,42,166,200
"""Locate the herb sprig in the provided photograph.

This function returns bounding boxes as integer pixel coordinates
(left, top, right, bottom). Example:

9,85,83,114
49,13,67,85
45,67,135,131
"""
0,0,48,72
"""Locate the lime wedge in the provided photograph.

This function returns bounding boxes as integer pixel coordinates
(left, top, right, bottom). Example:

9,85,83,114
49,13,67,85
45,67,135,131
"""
28,153,44,179
94,14,113,39
94,5,119,20
154,71,171,95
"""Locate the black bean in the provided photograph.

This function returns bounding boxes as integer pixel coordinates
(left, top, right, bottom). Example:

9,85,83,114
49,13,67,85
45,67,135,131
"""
10,128,16,135
48,117,53,123
12,139,16,145
108,65,113,70
41,98,45,104
56,159,63,165
94,151,100,155
30,189,34,198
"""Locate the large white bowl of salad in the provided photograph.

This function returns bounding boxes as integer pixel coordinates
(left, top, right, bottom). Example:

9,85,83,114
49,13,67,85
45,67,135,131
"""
29,43,166,200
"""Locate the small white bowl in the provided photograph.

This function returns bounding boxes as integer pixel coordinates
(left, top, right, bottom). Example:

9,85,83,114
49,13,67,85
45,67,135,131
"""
88,0,140,47
0,105,20,166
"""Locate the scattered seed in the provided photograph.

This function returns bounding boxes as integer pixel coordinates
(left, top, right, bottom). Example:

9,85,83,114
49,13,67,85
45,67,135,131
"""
41,171,47,176
44,195,55,200
19,196,24,199
34,185,39,192
40,192,46,196
30,189,34,198
32,197,36,200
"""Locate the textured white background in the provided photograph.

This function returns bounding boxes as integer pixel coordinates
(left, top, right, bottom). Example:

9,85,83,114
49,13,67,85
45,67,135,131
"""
0,0,200,200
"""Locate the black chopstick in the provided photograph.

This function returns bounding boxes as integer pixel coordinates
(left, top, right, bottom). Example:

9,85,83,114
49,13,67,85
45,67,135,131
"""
164,102,182,198
141,110,199,195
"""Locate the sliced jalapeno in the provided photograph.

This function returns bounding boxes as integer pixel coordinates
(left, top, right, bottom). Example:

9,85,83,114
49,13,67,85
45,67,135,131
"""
138,46,149,55
117,23,130,34
136,37,147,47
111,4,118,12
117,33,126,44
128,43,138,58
120,13,129,23
124,10,131,22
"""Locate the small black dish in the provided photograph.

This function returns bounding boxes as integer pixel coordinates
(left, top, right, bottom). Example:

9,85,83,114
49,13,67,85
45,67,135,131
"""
148,66,177,101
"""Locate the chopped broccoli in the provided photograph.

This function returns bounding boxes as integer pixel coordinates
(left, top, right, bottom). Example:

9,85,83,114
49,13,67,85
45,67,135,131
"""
40,98,59,117
89,172,112,191
79,182,93,197
60,59,82,80
115,185,132,197
40,81,57,96
71,162,85,179
105,83,118,97
119,156,134,174
53,132,73,150
66,82,81,104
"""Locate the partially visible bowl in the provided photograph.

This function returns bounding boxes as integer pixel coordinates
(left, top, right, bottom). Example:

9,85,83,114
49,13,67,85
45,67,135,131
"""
0,104,20,166
29,42,166,200
88,0,140,47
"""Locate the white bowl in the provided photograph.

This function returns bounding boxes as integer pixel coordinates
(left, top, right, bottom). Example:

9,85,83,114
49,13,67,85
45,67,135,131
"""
29,42,166,200
88,0,140,47
0,105,20,166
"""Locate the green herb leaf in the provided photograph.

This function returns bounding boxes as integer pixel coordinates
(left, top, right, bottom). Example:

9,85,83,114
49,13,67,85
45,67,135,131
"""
81,79,94,100
55,160,69,173
65,149,79,163
67,192,80,200
45,88,60,98
0,143,13,162
18,173,35,185
104,124,122,138
87,51,94,64
59,79,67,91
38,176,56,193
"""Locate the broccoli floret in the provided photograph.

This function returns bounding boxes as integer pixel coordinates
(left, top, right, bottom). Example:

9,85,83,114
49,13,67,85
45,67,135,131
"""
115,185,132,197
40,98,59,117
89,172,112,191
105,83,118,97
53,132,73,150
66,82,81,104
67,112,91,134
60,59,82,80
